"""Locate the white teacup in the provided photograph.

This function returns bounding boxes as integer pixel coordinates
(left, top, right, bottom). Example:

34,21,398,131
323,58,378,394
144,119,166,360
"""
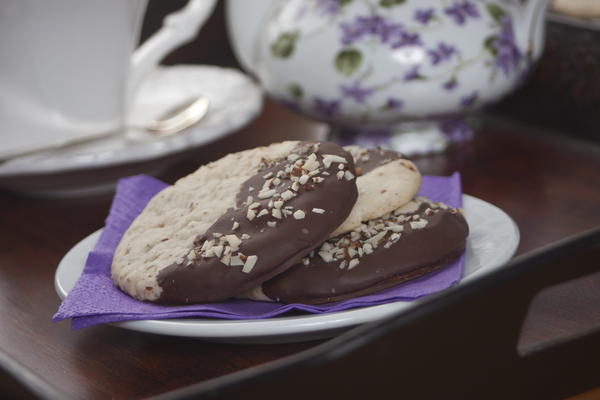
0,0,216,160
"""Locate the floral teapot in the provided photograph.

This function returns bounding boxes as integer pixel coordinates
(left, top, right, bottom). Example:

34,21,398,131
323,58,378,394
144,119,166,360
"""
227,0,548,151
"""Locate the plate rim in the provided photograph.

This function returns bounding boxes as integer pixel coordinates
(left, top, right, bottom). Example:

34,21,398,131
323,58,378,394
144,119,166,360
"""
54,194,520,339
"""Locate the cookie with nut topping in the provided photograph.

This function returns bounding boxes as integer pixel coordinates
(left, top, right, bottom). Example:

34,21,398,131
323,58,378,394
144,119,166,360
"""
248,197,468,304
332,146,421,237
111,141,358,304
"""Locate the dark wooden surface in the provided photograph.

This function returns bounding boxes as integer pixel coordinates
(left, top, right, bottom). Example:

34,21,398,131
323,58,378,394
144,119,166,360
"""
0,99,599,399
153,230,600,400
1,2,599,398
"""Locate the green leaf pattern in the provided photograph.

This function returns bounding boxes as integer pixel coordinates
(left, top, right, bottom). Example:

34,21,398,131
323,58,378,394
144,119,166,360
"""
379,0,406,8
287,84,304,99
486,3,507,22
271,31,299,58
334,49,363,77
483,35,498,56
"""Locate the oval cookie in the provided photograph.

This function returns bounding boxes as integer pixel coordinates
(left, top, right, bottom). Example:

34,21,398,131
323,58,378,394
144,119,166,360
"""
112,141,358,304
331,146,421,237
258,197,469,304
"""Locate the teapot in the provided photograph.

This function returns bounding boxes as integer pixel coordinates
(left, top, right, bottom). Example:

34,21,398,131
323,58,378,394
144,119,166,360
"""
227,0,548,152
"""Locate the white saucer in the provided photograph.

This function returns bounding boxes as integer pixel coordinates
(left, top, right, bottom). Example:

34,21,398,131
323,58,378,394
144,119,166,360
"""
0,65,262,191
55,195,519,344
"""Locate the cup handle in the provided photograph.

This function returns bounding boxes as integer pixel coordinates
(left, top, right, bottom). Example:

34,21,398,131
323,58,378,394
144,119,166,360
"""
128,0,217,100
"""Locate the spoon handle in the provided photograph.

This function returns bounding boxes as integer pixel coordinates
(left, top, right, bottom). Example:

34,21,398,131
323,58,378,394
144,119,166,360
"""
145,96,210,136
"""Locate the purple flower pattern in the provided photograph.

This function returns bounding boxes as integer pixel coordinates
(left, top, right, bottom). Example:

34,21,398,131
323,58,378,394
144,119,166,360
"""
340,15,422,49
442,78,458,91
385,98,404,110
444,1,480,25
313,97,341,117
315,0,340,17
271,1,528,135
427,42,457,65
403,65,422,81
414,8,435,25
340,16,388,45
279,98,301,112
340,81,374,103
391,31,422,48
440,117,474,144
492,16,522,76
460,91,479,108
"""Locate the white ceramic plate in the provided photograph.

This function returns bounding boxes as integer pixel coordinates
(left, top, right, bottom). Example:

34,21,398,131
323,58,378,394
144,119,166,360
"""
55,195,519,344
0,65,262,192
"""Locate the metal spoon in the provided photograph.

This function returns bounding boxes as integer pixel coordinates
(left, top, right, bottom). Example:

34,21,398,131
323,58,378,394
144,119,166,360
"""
0,96,210,163
144,95,210,136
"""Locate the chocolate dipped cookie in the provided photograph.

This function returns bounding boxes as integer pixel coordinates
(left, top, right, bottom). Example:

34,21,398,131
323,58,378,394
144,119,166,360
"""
250,197,469,304
332,146,421,237
111,141,358,304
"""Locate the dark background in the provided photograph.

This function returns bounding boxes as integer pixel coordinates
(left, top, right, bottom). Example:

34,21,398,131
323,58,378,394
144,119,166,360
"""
142,0,240,69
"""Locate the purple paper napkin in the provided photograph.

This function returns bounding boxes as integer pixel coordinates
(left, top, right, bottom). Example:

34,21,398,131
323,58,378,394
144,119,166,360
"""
53,173,464,329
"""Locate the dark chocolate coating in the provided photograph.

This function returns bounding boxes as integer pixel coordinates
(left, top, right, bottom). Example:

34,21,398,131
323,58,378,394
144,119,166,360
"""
350,147,408,175
156,141,358,304
262,203,469,304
